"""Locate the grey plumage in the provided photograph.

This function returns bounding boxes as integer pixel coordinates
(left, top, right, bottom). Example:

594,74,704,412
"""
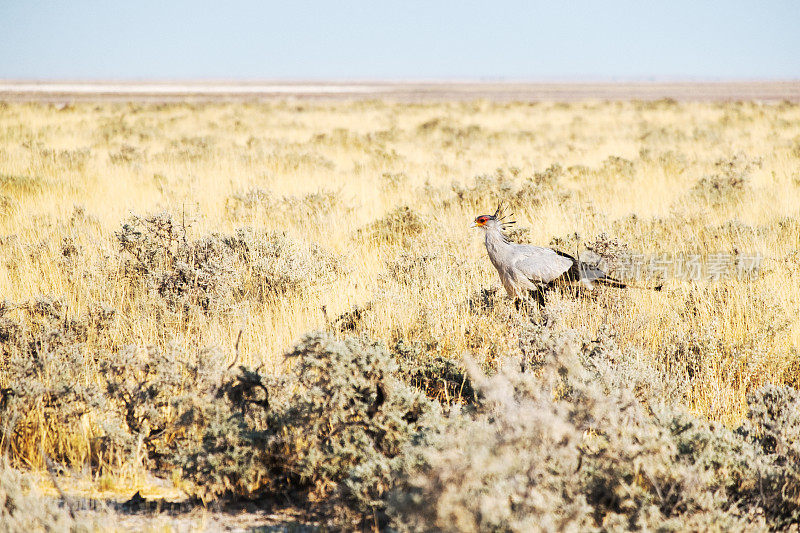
474,206,626,304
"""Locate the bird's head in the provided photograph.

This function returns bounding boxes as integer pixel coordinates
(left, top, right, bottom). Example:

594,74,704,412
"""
473,214,494,227
473,203,515,232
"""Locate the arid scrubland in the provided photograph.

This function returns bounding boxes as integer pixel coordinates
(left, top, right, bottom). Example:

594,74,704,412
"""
2,98,800,530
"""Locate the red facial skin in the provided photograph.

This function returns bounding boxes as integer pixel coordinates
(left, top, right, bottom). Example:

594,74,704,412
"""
474,215,491,226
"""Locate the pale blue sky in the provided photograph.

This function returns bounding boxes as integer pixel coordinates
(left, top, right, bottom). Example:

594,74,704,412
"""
1,1,798,80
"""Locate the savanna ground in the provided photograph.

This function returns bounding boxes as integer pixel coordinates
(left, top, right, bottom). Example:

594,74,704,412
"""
2,90,800,531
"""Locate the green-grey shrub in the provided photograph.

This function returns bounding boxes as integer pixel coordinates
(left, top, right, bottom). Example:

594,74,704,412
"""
116,213,343,310
98,343,225,468
173,332,435,515
387,325,778,532
359,206,427,244
739,384,800,527
0,299,108,465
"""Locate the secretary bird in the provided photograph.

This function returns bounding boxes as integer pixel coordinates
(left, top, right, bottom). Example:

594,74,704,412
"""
473,205,630,309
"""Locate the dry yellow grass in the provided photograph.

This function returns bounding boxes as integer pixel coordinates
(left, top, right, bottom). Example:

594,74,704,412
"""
1,97,799,452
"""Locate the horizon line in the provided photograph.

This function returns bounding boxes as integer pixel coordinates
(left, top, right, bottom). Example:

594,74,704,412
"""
2,77,800,84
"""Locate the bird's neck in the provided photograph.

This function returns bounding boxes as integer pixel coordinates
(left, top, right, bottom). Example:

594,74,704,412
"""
484,225,510,250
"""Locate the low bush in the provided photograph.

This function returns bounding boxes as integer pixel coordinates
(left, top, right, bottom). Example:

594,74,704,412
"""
359,206,427,245
692,173,746,202
387,323,800,531
116,213,344,311
690,153,760,204
97,343,225,470
225,188,341,222
173,332,435,516
0,298,110,467
449,172,547,212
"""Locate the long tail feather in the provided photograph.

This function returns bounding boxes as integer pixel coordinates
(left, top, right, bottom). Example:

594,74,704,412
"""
592,272,662,291
594,276,628,289
554,249,663,291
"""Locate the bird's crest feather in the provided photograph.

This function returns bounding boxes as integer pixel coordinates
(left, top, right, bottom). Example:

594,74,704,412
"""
493,202,516,233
